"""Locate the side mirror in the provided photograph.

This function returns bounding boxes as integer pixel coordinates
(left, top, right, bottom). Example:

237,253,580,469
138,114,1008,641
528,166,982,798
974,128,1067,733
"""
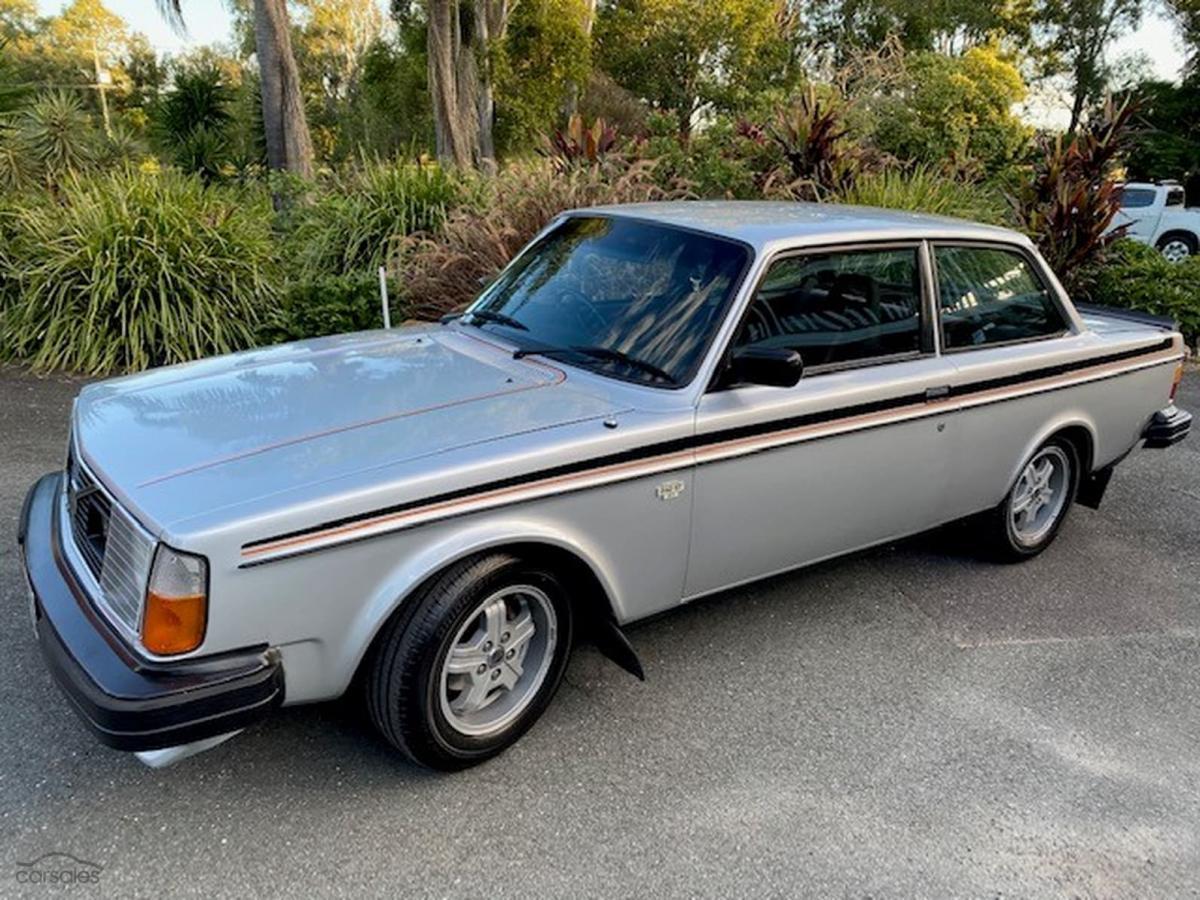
728,346,803,388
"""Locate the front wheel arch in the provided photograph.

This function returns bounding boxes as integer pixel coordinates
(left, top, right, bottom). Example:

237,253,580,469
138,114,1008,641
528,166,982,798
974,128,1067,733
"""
348,537,623,696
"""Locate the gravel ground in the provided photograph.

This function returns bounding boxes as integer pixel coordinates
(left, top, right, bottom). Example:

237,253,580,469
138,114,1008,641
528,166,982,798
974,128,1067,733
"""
1,364,1198,899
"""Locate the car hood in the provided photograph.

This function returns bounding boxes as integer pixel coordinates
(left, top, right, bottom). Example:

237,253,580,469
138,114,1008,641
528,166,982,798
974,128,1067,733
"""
74,327,623,530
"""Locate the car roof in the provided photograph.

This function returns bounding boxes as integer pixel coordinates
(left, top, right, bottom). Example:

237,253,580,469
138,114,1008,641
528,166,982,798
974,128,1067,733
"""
570,200,1029,252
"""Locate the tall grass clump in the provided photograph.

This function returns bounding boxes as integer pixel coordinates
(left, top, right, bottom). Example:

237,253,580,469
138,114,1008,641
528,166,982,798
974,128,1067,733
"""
835,164,1010,225
2,170,280,373
292,160,469,279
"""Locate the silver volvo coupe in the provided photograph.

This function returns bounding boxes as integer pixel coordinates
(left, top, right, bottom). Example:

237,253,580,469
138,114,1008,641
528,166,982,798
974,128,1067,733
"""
20,202,1192,770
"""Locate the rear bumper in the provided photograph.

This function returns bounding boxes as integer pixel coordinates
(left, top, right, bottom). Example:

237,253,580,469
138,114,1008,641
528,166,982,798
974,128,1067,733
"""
18,473,284,752
1143,405,1192,448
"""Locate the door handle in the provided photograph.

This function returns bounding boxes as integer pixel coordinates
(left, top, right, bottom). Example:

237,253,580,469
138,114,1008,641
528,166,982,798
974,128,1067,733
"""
924,385,951,402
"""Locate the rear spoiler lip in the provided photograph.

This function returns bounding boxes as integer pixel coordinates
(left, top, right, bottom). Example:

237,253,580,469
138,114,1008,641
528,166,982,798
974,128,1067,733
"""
1074,302,1178,332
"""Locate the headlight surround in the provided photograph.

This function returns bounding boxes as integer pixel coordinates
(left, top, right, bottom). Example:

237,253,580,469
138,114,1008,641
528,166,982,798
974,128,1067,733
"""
141,545,208,655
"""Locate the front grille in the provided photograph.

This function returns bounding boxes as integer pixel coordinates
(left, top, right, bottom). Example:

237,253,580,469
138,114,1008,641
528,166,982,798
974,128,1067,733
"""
65,450,155,636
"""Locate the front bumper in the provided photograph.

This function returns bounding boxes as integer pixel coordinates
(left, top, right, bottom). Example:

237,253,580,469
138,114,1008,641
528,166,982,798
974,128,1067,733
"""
18,473,284,752
1144,405,1192,449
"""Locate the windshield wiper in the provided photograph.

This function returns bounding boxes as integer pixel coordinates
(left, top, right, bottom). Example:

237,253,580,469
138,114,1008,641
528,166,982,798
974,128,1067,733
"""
515,344,677,386
464,308,528,331
572,346,678,385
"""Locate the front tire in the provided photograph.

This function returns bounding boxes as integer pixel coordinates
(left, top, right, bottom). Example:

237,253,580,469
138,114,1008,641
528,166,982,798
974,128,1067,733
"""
366,553,574,770
977,437,1079,562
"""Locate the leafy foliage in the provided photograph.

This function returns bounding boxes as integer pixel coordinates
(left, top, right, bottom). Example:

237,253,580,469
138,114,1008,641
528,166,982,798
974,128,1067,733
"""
0,170,279,373
13,90,98,187
1078,238,1200,346
151,64,235,180
1011,97,1138,288
494,0,593,155
1124,77,1200,197
291,159,469,278
540,114,619,171
871,46,1032,174
260,272,398,343
596,0,797,135
759,85,861,198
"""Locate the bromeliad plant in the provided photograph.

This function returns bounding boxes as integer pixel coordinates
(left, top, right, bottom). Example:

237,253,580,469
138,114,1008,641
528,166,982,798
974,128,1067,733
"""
759,86,863,200
539,115,619,172
1011,97,1138,289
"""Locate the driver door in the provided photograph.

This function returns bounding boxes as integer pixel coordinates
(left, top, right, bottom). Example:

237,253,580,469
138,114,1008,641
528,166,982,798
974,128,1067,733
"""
684,241,958,598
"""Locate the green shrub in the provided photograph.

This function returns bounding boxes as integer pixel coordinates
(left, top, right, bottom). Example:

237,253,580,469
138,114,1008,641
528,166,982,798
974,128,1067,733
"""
1078,239,1200,348
292,161,469,279
151,65,235,180
12,91,99,188
1,170,280,374
260,272,401,343
834,165,1010,225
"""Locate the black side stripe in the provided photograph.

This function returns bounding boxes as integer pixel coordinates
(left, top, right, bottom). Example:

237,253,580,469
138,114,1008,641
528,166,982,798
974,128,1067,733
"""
243,337,1175,554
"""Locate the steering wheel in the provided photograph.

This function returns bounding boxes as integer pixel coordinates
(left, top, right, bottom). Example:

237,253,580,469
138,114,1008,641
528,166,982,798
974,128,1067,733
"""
557,287,607,334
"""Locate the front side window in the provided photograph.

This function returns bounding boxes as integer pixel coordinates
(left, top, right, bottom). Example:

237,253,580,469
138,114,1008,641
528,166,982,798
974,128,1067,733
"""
467,216,749,387
935,245,1067,350
1118,187,1157,209
733,246,923,368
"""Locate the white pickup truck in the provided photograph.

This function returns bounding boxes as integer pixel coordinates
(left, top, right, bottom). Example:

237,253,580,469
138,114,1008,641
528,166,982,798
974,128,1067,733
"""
1111,181,1200,262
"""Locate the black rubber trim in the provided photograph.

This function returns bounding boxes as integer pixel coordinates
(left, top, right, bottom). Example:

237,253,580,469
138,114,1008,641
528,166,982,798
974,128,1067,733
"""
1143,405,1192,448
244,337,1177,557
20,473,285,751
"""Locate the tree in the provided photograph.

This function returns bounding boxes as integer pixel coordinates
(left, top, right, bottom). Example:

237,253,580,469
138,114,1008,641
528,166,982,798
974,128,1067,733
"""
803,0,1037,58
156,0,313,177
425,0,513,170
872,45,1032,172
292,0,385,158
595,0,796,136
1039,0,1143,134
1164,0,1200,72
494,0,592,153
1124,77,1200,198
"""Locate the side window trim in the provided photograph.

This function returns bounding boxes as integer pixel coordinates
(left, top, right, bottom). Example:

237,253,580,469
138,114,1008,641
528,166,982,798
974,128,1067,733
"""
707,239,936,391
929,240,1073,354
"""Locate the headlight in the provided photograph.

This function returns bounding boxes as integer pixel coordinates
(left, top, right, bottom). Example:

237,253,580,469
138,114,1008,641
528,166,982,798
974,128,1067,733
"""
141,545,208,655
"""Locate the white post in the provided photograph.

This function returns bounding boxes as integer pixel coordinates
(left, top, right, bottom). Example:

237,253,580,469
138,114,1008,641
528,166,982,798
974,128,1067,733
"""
378,266,391,329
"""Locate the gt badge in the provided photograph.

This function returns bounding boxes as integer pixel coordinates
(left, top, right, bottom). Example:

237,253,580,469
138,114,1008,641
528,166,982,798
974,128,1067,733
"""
655,480,686,501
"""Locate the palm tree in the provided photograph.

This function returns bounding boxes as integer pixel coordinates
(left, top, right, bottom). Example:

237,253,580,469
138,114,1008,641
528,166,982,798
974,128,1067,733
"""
156,0,313,177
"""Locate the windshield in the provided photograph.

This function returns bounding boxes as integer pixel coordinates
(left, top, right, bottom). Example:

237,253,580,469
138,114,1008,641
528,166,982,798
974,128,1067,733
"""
464,215,750,387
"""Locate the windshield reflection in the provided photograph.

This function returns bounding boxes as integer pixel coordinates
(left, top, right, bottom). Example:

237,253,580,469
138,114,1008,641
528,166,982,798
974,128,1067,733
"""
466,215,749,387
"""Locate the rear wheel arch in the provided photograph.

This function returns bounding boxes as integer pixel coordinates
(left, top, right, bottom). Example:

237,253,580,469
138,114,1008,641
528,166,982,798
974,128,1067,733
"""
1156,230,1198,256
1052,424,1095,478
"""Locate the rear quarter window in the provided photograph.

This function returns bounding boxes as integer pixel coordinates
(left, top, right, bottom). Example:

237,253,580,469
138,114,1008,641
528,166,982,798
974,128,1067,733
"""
935,245,1068,350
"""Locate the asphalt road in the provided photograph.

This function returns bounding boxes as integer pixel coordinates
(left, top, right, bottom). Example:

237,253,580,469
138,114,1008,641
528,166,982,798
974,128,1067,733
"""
2,365,1198,899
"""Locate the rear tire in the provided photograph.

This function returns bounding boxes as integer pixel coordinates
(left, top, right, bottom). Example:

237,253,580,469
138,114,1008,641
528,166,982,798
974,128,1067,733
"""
366,553,574,770
1156,232,1197,263
976,437,1080,563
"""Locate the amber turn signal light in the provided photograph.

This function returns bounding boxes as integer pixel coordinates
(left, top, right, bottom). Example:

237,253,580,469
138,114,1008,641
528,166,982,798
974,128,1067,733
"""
1170,362,1184,402
141,546,208,655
